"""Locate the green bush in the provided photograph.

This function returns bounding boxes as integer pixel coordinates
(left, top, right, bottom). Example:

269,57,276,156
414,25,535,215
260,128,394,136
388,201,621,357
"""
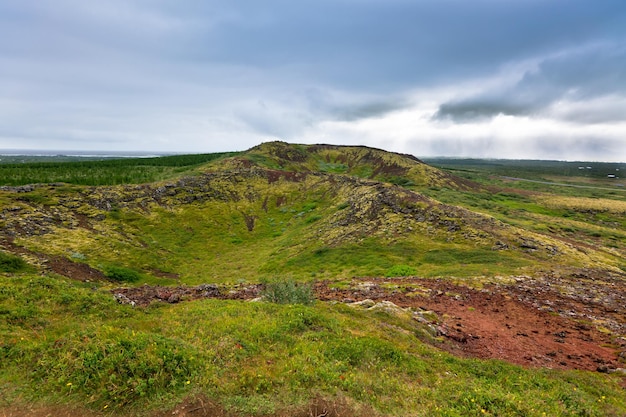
0,251,27,273
385,264,417,277
104,266,141,283
305,214,322,224
261,279,315,305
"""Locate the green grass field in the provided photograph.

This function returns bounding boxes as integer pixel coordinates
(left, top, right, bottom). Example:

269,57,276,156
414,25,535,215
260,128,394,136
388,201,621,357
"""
0,152,239,186
2,274,625,416
1,144,625,416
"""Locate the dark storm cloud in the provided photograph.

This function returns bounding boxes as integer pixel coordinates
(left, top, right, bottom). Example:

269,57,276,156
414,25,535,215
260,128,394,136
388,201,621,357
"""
5,0,623,91
434,43,626,123
174,0,626,90
301,89,411,122
333,100,409,122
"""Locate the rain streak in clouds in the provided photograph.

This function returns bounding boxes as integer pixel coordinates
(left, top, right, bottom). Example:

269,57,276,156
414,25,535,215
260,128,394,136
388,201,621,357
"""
1,0,625,161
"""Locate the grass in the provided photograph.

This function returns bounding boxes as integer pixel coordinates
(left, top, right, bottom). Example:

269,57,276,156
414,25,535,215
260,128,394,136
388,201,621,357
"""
418,183,626,263
0,152,239,186
423,158,626,184
0,252,28,273
13,168,609,285
385,264,418,277
104,266,142,283
260,279,316,305
2,145,626,415
1,274,625,416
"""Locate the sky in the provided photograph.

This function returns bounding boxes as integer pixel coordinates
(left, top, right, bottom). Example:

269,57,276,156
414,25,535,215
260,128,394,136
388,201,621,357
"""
1,0,626,161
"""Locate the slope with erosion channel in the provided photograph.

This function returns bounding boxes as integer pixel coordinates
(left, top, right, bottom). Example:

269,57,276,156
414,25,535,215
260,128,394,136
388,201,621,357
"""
0,166,619,284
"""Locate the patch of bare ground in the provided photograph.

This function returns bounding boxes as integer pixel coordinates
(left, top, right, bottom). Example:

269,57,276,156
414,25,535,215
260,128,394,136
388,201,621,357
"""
314,273,626,374
1,238,106,282
151,395,230,417
112,282,262,306
110,269,626,377
44,255,106,282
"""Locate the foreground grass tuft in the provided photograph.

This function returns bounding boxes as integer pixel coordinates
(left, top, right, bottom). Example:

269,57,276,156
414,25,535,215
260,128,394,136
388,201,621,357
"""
385,264,418,277
105,266,142,283
0,252,27,273
261,279,316,305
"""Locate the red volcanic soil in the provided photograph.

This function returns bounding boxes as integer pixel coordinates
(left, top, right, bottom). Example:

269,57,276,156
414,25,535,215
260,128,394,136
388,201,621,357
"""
111,270,626,375
314,276,625,373
7,241,623,374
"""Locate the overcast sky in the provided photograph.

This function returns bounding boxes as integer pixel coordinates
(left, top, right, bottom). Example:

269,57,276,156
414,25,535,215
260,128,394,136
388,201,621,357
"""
1,1,625,161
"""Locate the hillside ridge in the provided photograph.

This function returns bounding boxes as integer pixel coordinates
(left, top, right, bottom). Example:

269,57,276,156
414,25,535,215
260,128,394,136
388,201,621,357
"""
2,141,626,416
1,160,619,284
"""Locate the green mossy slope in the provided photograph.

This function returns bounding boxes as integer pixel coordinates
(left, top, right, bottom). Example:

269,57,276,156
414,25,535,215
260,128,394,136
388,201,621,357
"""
2,167,617,285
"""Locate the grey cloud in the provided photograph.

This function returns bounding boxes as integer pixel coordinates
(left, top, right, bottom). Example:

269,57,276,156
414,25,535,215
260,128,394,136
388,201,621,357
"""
528,136,621,161
43,0,615,91
231,90,409,139
332,100,410,122
415,134,624,162
434,43,626,123
434,101,531,122
1,0,626,158
302,89,410,122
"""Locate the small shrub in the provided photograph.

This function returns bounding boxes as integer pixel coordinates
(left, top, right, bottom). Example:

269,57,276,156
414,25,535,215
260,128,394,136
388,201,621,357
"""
104,266,141,283
387,176,414,187
386,264,417,277
70,252,86,260
0,251,27,273
303,202,317,211
261,279,315,305
305,214,322,224
314,247,330,256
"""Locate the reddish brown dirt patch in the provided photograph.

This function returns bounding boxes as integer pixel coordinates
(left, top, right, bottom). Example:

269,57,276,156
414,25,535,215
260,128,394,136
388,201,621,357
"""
110,273,626,375
314,276,625,373
111,283,261,306
152,395,230,417
1,239,106,282
46,255,106,282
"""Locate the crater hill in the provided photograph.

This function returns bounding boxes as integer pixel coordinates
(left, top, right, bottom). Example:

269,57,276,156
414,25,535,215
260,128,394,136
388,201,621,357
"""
2,142,626,417
0,142,620,283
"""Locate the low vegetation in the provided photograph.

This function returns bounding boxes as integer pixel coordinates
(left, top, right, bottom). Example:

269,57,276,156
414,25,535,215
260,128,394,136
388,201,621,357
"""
385,264,418,277
0,152,238,186
260,279,316,305
2,275,625,416
0,252,27,273
1,142,625,416
104,266,142,283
